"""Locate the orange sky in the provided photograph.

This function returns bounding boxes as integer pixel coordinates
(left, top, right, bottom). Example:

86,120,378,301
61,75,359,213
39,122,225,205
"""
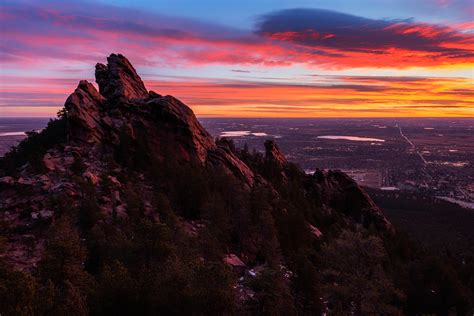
1,73,472,118
147,76,474,118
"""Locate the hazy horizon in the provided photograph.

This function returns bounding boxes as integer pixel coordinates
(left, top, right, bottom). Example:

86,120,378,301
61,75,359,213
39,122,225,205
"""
2,116,474,119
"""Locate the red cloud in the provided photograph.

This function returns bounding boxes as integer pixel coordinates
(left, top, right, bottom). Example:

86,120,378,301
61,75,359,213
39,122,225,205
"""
258,9,474,68
0,3,473,72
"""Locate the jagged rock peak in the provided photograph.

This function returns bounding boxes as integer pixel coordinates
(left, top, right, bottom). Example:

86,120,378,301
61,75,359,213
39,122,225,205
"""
76,80,103,99
264,140,288,167
65,80,105,143
62,54,218,164
66,80,104,108
95,53,148,101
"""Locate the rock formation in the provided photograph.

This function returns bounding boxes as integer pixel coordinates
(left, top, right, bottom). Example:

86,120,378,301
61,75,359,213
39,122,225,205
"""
95,53,148,100
65,80,105,143
264,140,288,168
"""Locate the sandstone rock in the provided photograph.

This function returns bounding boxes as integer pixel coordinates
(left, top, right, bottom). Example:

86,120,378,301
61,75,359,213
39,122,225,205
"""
307,223,323,238
65,80,105,143
0,176,15,185
43,153,55,171
108,175,122,187
17,177,33,185
148,90,162,99
113,190,121,202
41,152,67,172
50,182,77,196
39,210,53,219
65,54,217,165
115,204,127,218
95,53,148,100
143,95,216,163
83,171,99,185
265,140,288,167
308,170,392,231
224,254,246,267
209,139,255,186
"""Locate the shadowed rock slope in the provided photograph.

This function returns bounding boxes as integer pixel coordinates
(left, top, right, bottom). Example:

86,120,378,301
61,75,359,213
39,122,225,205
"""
4,54,458,315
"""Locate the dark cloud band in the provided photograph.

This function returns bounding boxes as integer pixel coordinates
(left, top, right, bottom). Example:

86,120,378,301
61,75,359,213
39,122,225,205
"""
257,8,473,59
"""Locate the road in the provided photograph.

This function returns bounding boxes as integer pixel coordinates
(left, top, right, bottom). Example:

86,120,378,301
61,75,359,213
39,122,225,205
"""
396,124,428,165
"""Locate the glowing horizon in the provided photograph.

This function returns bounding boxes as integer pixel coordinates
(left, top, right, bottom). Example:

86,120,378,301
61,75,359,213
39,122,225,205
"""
1,0,473,118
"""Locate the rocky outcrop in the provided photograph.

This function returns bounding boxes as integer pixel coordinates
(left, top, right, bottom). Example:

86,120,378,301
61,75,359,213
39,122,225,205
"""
65,80,104,143
307,169,391,230
210,138,255,186
262,140,391,230
95,53,148,101
66,54,218,166
64,54,262,183
141,95,216,164
223,254,246,267
264,140,287,167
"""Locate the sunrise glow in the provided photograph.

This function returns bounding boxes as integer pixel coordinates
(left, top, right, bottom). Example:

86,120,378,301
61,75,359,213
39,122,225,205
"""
0,0,473,117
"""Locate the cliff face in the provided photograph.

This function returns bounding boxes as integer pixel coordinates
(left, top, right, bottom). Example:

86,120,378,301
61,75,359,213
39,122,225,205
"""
0,54,393,312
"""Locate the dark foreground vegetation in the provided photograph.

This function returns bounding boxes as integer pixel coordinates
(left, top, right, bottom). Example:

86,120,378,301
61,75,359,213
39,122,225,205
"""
0,110,67,175
368,188,474,257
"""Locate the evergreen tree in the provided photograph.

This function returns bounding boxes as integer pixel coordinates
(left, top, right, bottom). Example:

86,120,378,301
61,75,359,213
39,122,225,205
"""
320,229,404,315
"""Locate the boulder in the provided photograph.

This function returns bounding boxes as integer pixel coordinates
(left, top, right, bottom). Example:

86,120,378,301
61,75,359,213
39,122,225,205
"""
83,171,99,185
42,153,55,171
224,254,246,267
0,176,15,185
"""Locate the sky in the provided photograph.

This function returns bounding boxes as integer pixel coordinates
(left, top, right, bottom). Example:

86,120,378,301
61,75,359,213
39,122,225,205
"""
0,0,473,117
